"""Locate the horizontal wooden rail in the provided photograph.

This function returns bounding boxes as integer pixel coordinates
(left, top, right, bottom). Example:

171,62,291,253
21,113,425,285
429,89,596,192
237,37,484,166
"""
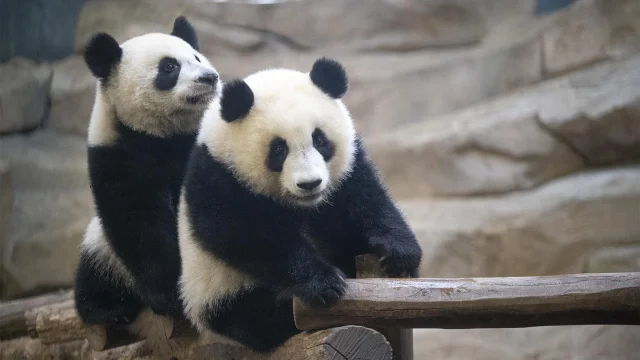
294,272,640,330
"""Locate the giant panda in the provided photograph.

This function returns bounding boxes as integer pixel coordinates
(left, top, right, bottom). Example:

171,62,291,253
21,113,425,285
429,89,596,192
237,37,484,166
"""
178,57,422,352
73,16,221,336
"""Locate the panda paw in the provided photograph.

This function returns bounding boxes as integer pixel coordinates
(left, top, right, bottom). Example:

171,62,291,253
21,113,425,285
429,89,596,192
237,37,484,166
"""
293,267,347,307
372,241,422,278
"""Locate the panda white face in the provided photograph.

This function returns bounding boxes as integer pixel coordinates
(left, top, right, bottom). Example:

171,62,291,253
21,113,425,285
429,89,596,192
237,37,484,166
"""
199,58,356,207
84,17,220,137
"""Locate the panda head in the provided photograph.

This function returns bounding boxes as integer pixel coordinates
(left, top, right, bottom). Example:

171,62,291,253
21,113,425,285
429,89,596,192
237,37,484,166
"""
84,16,220,136
200,57,356,207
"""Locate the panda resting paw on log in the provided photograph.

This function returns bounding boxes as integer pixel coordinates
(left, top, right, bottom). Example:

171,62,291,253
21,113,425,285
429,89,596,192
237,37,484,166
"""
73,16,221,336
178,57,423,352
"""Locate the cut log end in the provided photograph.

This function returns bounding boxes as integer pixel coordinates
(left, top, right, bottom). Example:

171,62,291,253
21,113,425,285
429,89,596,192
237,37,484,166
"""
193,326,392,360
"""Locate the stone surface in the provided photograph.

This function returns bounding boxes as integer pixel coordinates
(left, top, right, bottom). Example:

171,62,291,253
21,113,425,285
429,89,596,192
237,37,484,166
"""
400,166,640,278
0,131,92,299
586,246,640,273
73,0,187,53
0,58,53,135
344,33,544,136
0,160,12,248
368,54,640,198
189,0,536,54
46,56,96,135
413,325,640,360
189,0,529,52
205,14,549,137
0,0,87,62
0,160,13,297
187,17,266,56
541,0,640,76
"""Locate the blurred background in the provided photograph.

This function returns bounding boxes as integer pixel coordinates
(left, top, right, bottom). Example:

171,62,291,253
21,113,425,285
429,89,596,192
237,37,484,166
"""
1,0,639,358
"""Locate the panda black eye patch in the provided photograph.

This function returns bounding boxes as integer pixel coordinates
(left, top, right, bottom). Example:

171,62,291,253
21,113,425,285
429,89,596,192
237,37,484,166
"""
266,137,288,172
155,57,181,91
312,128,334,161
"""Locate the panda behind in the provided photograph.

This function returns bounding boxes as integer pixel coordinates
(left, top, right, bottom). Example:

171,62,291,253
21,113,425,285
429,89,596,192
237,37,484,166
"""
178,57,422,351
74,16,221,335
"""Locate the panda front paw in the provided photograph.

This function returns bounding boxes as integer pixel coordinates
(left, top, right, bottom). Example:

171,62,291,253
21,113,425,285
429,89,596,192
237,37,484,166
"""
292,267,347,307
371,240,422,278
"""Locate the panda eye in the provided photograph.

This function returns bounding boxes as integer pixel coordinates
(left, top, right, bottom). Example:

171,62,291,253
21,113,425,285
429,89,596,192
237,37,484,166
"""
312,128,328,148
274,144,287,156
163,63,176,72
194,54,201,63
159,58,179,73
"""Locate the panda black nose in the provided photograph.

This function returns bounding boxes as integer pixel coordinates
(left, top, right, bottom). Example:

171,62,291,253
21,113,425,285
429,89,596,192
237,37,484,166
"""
297,179,322,191
197,72,218,86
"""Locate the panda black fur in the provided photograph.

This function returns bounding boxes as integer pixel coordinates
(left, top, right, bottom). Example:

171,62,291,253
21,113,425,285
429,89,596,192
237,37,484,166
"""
178,57,422,352
74,16,221,334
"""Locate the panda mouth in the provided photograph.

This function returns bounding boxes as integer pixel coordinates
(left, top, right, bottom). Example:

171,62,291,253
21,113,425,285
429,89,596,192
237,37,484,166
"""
186,90,215,105
290,192,324,206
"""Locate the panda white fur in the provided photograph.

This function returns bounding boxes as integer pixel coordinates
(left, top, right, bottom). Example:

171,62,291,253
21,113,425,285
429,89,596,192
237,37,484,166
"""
74,16,221,336
178,57,422,351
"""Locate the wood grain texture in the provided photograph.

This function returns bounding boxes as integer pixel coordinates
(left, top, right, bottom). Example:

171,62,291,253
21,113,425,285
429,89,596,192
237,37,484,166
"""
16,296,392,359
294,272,640,330
25,305,91,345
356,254,413,360
23,301,193,353
0,289,73,340
192,326,392,360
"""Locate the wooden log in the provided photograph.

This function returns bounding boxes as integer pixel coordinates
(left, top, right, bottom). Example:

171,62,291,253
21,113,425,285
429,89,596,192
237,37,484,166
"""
0,289,73,340
355,254,413,360
191,325,392,360
24,301,195,353
10,320,390,360
0,336,87,360
294,272,640,330
0,336,160,360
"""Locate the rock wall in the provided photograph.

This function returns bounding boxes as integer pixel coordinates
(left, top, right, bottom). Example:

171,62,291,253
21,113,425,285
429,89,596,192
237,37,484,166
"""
0,0,638,358
0,0,88,62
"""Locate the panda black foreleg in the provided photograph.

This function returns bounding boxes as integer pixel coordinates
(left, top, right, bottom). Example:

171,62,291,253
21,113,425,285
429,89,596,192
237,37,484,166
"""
74,252,144,326
207,229,348,308
204,288,300,353
337,142,423,278
88,147,183,318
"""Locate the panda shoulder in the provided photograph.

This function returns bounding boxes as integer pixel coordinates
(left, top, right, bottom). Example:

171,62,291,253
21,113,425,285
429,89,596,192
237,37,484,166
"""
87,84,119,147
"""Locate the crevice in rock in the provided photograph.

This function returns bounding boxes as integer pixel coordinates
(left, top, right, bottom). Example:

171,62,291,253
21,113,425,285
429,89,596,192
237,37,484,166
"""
455,141,542,162
227,24,311,51
533,115,590,165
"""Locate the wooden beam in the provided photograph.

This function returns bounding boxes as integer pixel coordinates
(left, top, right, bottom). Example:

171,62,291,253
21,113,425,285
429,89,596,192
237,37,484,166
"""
355,254,413,360
294,272,640,330
0,289,73,340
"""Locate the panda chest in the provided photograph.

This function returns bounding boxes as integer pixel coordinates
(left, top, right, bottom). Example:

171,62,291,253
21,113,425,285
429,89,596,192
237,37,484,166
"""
300,214,357,252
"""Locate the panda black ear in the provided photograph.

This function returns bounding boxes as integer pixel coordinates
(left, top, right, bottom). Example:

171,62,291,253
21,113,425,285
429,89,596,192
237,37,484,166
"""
309,57,348,99
220,80,254,123
171,16,199,51
84,32,122,83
